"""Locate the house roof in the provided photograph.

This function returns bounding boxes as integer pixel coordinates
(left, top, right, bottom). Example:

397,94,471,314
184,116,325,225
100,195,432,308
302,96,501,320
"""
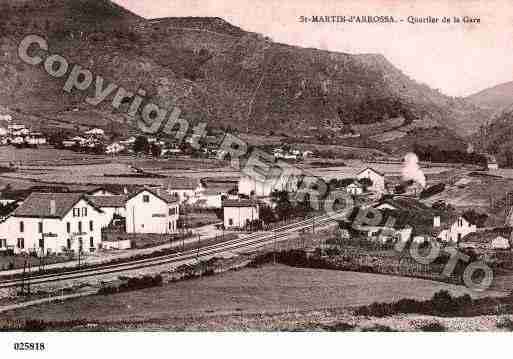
13,193,103,219
347,181,363,188
357,167,385,177
127,188,178,205
374,197,433,213
459,227,512,244
223,199,259,208
87,195,128,208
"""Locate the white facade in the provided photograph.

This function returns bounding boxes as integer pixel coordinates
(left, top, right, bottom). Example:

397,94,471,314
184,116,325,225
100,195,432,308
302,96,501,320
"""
346,182,363,195
125,190,179,234
4,198,104,255
238,174,299,197
223,201,260,228
437,216,477,243
356,168,385,193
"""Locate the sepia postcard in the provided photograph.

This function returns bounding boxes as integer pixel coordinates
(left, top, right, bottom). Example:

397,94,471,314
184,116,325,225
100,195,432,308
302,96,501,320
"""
0,0,513,357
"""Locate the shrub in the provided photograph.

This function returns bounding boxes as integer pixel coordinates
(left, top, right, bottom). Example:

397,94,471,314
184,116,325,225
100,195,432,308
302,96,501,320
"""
416,320,446,332
497,317,513,330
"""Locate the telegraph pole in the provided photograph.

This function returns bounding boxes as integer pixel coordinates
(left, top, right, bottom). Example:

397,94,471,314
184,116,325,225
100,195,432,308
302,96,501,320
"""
196,234,201,259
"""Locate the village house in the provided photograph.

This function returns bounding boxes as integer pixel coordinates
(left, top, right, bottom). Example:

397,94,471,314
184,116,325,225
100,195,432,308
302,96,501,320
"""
125,188,179,234
435,214,477,244
356,167,385,193
86,195,128,228
0,193,105,255
486,154,499,170
346,181,364,195
223,199,260,229
163,177,203,204
458,227,512,251
87,187,118,197
238,171,300,197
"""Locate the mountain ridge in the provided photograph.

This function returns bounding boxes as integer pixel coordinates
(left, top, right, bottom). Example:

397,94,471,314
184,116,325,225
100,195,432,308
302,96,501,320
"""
0,0,494,154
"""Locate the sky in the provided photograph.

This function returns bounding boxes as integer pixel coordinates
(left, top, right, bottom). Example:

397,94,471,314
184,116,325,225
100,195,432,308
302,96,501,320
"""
115,0,513,97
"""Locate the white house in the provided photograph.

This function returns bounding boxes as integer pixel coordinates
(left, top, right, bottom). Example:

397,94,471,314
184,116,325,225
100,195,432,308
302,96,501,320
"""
346,181,364,195
458,227,512,250
436,214,477,244
356,167,385,193
125,188,179,234
238,172,300,197
2,193,105,255
87,187,117,197
486,154,499,171
196,190,223,209
25,132,47,146
163,177,203,204
223,199,260,229
86,195,128,228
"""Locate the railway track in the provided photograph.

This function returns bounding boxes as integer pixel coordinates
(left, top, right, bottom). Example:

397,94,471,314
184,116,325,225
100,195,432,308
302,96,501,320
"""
0,210,348,288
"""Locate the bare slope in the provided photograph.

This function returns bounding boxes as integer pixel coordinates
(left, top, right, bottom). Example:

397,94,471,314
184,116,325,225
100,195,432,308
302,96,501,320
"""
0,0,492,151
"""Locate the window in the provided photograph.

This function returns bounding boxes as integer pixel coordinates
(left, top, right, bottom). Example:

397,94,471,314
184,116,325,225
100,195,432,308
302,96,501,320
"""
67,222,71,233
73,208,80,217
78,238,83,252
169,221,172,230
39,237,44,249
0,239,6,248
89,220,94,231
38,222,43,234
17,238,24,249
228,218,233,226
89,237,94,248
82,207,88,216
78,221,82,233
19,221,24,233
67,238,71,250
143,195,150,203
169,207,177,216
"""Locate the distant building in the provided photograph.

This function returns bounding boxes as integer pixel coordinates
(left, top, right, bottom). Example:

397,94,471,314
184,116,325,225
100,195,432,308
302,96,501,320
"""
125,188,179,234
356,167,385,193
239,172,300,197
87,187,117,197
87,195,128,228
486,154,499,170
2,193,105,255
197,190,224,209
346,181,364,195
163,177,203,204
458,227,512,251
436,214,477,244
223,199,260,229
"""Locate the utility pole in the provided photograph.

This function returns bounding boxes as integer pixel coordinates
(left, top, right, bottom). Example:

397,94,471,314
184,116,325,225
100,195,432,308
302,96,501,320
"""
196,234,201,259
273,230,277,265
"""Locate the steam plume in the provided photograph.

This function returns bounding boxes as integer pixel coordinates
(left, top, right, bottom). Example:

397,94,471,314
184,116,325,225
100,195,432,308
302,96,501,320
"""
402,152,426,188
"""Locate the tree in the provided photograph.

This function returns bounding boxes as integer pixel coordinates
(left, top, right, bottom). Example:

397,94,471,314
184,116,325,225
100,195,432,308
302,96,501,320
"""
150,144,161,158
133,136,150,154
462,209,488,228
260,205,276,224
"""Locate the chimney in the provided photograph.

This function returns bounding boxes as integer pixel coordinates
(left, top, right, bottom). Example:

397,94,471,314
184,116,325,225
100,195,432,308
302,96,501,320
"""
433,215,441,228
50,200,56,216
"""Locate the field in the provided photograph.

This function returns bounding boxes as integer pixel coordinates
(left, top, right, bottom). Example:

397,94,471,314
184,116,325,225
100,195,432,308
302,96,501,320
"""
0,264,489,328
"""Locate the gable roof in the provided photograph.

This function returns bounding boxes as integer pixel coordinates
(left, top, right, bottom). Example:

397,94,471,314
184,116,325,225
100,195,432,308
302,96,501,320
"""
223,199,259,208
357,167,385,177
459,227,513,244
86,195,128,208
127,188,178,205
13,193,103,219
